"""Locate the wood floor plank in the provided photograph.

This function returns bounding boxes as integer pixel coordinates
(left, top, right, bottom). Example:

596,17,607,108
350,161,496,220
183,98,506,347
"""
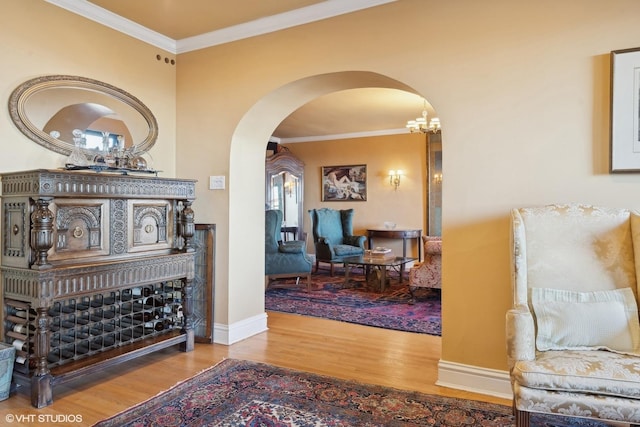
0,312,510,426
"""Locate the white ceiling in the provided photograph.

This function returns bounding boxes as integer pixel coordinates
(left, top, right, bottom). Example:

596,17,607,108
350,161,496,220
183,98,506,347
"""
47,0,436,141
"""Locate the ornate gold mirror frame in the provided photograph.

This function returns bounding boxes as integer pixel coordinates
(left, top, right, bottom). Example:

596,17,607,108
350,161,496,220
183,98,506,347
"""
8,75,158,157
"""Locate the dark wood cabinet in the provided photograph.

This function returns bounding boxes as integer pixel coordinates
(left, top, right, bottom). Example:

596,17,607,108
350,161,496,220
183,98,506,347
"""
0,169,197,407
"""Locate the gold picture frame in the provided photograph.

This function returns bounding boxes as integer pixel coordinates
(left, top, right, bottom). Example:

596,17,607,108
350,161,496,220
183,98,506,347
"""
321,164,367,201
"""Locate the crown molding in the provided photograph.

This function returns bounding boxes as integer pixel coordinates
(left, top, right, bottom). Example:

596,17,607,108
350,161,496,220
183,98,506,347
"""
46,0,177,52
278,128,408,144
177,0,396,54
46,0,395,55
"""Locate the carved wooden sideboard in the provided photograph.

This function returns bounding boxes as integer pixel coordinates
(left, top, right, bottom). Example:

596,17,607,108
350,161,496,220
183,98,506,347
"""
0,169,196,407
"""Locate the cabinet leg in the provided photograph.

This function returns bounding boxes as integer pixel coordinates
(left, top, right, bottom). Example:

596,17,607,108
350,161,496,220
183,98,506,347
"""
31,306,53,407
180,329,195,352
31,373,53,408
180,277,195,352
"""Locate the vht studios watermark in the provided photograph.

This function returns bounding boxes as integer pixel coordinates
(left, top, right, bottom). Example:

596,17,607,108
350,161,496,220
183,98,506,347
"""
6,413,83,423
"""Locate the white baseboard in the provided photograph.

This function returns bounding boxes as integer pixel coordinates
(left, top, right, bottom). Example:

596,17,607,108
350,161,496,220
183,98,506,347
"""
437,359,513,400
213,312,268,345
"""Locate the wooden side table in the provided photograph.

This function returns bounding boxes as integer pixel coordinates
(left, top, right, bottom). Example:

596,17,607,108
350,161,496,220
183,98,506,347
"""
367,229,422,261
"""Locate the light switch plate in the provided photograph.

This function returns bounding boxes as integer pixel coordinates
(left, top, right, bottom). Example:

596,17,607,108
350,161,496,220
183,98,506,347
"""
209,175,225,190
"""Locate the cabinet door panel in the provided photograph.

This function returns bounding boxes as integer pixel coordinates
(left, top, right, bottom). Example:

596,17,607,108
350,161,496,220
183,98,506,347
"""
1,198,30,269
128,200,173,253
48,199,110,261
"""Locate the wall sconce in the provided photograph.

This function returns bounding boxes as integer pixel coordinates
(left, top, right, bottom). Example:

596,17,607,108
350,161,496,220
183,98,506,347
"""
433,173,442,184
388,170,403,190
284,180,294,196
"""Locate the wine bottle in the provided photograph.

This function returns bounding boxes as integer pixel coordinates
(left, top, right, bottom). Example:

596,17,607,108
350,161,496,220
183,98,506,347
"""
61,301,76,313
61,331,76,343
132,286,152,297
50,335,61,347
103,292,117,305
75,299,90,311
12,339,32,352
173,304,184,319
133,312,153,323
4,320,16,331
120,289,133,301
76,342,90,355
13,323,36,334
61,348,76,359
76,315,90,325
11,309,29,319
47,302,62,316
154,320,165,331
90,337,103,350
103,334,116,347
61,318,76,329
144,296,164,309
90,295,104,308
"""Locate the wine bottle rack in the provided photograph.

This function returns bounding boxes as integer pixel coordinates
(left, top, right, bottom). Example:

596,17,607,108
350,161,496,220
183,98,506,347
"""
4,281,185,373
4,299,35,375
0,169,197,408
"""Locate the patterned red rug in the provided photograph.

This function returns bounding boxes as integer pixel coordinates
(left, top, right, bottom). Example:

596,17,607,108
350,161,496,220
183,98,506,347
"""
265,267,441,335
94,359,611,427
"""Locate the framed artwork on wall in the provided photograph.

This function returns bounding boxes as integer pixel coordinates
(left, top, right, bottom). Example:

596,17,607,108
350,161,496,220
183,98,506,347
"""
610,47,640,172
321,164,367,201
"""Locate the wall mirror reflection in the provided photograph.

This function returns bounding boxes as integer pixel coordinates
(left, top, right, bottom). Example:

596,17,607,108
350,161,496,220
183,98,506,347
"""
266,148,305,242
428,132,442,236
8,75,158,158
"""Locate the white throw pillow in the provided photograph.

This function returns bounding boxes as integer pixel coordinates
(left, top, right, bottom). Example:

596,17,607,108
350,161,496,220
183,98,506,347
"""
531,287,640,354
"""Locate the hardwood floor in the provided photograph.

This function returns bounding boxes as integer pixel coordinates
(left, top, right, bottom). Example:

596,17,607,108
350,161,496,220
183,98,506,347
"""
0,312,510,425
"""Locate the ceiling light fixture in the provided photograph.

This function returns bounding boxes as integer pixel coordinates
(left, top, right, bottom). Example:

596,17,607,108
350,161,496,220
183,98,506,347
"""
406,99,441,134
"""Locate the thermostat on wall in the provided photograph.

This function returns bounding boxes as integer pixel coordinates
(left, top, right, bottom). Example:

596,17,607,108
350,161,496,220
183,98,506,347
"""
209,175,225,190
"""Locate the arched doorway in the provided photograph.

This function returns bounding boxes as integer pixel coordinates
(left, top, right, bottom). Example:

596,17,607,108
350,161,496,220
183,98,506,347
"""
225,71,438,342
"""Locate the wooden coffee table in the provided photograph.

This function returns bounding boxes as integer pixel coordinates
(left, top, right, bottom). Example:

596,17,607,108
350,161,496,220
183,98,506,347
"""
343,256,416,292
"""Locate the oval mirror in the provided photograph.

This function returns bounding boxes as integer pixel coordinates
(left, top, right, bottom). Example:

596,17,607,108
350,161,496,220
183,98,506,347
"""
8,75,158,157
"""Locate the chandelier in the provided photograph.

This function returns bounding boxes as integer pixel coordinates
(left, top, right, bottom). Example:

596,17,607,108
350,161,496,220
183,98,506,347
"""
406,99,441,133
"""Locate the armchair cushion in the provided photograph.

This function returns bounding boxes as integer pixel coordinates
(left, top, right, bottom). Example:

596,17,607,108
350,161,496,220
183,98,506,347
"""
279,241,305,254
531,287,640,354
513,350,640,399
333,244,364,257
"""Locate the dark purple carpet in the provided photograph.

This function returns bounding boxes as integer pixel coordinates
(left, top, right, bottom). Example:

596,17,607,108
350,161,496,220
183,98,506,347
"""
95,359,611,427
265,267,441,335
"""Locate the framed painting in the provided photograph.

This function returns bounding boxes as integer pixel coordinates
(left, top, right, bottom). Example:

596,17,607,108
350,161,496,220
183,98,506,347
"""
610,47,640,172
321,164,367,201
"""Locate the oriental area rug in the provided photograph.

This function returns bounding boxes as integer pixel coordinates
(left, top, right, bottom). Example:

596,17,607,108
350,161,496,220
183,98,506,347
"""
265,268,441,336
94,359,612,427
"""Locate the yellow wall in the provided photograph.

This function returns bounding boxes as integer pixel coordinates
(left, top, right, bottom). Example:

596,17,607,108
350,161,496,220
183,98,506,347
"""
284,133,427,258
0,0,177,175
175,0,640,372
2,0,640,383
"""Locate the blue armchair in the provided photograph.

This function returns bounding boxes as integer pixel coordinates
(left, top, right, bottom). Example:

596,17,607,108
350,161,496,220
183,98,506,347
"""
308,208,366,275
265,209,312,291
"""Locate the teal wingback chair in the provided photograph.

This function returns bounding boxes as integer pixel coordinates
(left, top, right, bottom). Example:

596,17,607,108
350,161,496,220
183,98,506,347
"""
308,208,366,275
265,209,312,291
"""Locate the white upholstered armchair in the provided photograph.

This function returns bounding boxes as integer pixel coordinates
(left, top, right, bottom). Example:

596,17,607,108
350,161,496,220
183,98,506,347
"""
507,204,640,427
